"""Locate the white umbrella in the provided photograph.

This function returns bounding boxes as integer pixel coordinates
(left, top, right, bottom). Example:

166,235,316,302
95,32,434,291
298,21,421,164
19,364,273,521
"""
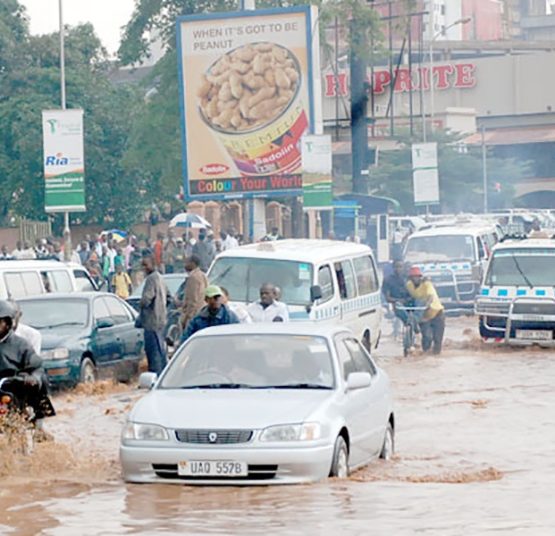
169,213,212,229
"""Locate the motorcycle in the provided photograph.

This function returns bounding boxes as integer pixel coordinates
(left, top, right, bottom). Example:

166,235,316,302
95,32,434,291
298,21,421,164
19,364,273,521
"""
0,375,55,452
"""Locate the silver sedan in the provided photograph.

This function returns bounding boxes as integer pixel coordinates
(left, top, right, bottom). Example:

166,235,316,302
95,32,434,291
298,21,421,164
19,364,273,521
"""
120,323,395,485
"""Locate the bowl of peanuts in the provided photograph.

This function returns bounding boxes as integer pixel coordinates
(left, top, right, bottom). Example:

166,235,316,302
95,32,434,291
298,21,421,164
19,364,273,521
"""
197,41,309,177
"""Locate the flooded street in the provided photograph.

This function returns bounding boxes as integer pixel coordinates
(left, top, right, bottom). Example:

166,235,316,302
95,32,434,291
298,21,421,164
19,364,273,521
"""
2,317,554,535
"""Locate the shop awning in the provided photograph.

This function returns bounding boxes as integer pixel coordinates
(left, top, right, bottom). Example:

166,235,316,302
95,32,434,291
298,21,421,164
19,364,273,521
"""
464,125,555,146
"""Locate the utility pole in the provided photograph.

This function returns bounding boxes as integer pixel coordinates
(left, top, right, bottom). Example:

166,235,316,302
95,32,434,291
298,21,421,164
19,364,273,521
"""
59,0,71,261
481,125,488,213
350,19,369,194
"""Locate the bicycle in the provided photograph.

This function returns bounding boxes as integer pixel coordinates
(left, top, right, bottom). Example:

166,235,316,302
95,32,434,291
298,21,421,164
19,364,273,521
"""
394,303,427,357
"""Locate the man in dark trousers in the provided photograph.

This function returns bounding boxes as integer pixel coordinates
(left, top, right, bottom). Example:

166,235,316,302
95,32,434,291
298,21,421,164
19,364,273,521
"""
139,254,169,374
180,285,239,343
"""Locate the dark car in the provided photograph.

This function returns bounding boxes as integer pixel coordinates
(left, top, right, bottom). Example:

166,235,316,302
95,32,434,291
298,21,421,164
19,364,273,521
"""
17,292,144,387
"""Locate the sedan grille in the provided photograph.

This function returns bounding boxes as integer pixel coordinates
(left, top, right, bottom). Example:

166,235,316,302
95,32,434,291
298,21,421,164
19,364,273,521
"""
175,429,253,444
152,464,277,481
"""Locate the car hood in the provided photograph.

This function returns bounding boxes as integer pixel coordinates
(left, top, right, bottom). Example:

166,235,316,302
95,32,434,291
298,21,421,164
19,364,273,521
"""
40,328,88,350
131,389,332,429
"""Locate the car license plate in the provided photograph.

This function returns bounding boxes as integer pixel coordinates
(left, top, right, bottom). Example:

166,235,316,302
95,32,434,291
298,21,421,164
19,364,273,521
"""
178,460,248,477
515,330,552,341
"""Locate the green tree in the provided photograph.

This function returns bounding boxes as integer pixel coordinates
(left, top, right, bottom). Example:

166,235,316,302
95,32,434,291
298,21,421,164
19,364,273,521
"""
0,11,146,228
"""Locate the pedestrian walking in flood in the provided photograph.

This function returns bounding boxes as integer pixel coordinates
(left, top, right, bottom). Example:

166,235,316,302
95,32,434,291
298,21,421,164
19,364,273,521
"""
138,254,168,374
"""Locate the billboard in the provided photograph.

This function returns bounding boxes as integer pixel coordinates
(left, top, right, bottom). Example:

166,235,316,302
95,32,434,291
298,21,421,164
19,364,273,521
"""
177,6,319,200
301,135,332,208
42,109,86,212
412,142,439,206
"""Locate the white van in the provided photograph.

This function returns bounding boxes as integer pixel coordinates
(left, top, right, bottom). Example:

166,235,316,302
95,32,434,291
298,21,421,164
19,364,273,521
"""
403,223,500,309
475,238,555,346
0,260,98,300
208,240,383,349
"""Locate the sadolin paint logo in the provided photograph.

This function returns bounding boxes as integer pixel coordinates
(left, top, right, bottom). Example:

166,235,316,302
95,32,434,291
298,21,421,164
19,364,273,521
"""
200,164,230,176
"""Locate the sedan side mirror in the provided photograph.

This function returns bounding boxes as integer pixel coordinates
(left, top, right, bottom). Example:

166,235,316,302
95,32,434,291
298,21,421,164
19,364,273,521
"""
310,284,323,303
138,372,157,389
346,372,372,391
96,318,115,330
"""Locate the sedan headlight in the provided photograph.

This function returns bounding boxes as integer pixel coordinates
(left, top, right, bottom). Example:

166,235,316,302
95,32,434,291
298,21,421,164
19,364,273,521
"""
41,347,70,360
259,423,321,442
122,422,169,441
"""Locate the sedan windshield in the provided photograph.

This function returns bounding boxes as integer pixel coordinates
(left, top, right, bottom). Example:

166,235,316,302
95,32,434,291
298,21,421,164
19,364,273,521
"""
405,235,475,262
208,258,313,305
18,299,89,329
485,250,555,287
160,334,334,389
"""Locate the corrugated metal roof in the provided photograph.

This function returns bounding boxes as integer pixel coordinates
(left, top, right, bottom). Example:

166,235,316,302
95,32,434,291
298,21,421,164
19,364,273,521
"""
464,125,555,146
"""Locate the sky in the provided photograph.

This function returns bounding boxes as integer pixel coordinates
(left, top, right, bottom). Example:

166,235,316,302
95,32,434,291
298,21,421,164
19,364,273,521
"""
20,0,136,55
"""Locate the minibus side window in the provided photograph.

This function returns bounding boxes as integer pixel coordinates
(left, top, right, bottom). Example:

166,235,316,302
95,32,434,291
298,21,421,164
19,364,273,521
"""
352,255,379,295
334,261,356,300
477,237,486,260
317,265,334,303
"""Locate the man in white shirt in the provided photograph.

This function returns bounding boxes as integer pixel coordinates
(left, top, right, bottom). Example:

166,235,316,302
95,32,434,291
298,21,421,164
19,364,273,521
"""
220,230,239,251
248,283,289,323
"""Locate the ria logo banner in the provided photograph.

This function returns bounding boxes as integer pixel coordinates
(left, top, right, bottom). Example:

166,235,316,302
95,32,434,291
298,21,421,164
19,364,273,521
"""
42,109,86,213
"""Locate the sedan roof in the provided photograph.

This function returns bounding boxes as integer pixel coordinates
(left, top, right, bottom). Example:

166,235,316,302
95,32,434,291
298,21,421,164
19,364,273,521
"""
17,291,111,302
188,322,353,340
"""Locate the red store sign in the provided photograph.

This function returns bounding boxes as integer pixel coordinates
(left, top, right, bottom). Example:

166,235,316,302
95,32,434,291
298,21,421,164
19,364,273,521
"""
324,63,477,97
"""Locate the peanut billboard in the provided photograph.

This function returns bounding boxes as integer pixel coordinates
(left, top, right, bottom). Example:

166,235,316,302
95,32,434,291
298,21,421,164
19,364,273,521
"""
177,7,318,199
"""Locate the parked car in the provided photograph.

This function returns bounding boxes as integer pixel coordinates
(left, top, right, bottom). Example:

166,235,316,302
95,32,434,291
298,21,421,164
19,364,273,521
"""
127,273,187,344
17,292,144,387
0,260,98,299
120,323,395,485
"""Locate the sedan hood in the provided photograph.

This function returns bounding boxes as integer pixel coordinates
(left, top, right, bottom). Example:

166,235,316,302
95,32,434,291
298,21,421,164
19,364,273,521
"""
131,389,332,429
40,329,87,350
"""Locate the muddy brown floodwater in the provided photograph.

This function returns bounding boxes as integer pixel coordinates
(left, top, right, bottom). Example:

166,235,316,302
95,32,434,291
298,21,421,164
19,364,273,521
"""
1,316,554,535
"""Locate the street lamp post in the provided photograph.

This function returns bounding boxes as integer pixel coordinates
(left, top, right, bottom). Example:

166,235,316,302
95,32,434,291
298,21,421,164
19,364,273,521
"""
428,17,471,136
58,0,72,261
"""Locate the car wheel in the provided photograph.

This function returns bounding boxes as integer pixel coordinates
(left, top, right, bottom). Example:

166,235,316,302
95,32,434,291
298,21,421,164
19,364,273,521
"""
80,357,97,384
379,423,394,460
329,435,349,478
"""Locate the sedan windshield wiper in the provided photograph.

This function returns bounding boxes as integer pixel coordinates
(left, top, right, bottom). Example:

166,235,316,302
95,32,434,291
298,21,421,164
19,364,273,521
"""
180,383,254,389
39,322,84,329
263,383,333,390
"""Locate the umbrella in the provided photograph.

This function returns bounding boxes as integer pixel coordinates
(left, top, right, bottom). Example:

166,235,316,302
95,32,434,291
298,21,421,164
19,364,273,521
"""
169,213,212,229
101,229,127,243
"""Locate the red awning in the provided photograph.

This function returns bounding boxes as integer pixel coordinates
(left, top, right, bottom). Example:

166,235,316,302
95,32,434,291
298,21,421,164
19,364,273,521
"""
464,125,555,146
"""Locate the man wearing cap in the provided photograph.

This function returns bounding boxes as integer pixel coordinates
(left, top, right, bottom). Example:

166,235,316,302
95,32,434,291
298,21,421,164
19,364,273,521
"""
180,285,239,343
406,266,445,355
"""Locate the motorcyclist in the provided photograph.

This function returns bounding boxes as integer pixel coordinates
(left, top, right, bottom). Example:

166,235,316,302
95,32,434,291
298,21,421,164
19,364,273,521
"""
0,300,55,432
